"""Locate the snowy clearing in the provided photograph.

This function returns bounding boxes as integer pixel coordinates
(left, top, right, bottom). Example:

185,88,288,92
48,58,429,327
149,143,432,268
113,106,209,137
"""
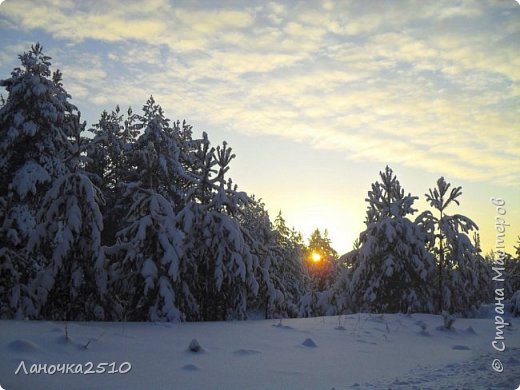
1,310,519,389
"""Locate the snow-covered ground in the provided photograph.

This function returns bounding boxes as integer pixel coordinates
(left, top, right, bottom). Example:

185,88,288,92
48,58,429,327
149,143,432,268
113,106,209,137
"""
1,309,519,389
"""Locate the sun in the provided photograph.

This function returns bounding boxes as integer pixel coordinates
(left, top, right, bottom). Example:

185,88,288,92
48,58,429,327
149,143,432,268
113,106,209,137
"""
310,251,322,263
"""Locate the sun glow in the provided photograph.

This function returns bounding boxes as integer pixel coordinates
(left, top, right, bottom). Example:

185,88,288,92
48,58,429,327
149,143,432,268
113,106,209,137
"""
310,252,322,263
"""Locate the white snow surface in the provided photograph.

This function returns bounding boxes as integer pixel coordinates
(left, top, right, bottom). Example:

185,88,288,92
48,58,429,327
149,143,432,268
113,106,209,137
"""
1,310,519,390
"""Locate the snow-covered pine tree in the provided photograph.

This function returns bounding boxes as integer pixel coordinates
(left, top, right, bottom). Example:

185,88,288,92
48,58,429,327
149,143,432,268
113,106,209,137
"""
330,249,355,315
472,233,493,306
236,197,274,318
0,43,106,319
180,138,260,321
108,97,196,322
86,106,140,246
175,131,215,321
26,105,108,320
0,44,63,318
28,168,107,320
238,199,296,319
131,97,196,206
0,197,36,318
203,184,259,320
110,188,186,321
271,212,308,317
0,44,73,192
347,166,435,313
333,238,362,309
423,177,480,314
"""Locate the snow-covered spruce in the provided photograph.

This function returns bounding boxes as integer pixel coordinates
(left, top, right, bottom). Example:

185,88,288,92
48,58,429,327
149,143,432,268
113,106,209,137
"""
105,98,263,322
239,201,307,319
236,197,281,319
28,172,106,320
0,43,99,319
346,166,435,313
106,98,200,322
109,188,185,322
85,106,141,247
179,139,260,321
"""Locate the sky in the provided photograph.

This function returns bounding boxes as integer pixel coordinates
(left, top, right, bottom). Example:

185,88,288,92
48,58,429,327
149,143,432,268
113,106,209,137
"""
0,0,518,255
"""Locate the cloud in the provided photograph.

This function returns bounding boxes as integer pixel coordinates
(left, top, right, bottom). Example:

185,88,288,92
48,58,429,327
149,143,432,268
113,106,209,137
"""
173,9,253,33
434,1,484,19
0,1,167,42
0,0,258,52
0,0,518,186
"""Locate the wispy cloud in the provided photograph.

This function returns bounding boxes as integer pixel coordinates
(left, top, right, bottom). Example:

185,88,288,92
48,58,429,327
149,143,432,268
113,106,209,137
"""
0,0,518,186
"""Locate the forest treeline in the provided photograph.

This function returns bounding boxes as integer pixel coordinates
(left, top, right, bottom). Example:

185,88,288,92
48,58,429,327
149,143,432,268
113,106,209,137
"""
1,44,519,322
